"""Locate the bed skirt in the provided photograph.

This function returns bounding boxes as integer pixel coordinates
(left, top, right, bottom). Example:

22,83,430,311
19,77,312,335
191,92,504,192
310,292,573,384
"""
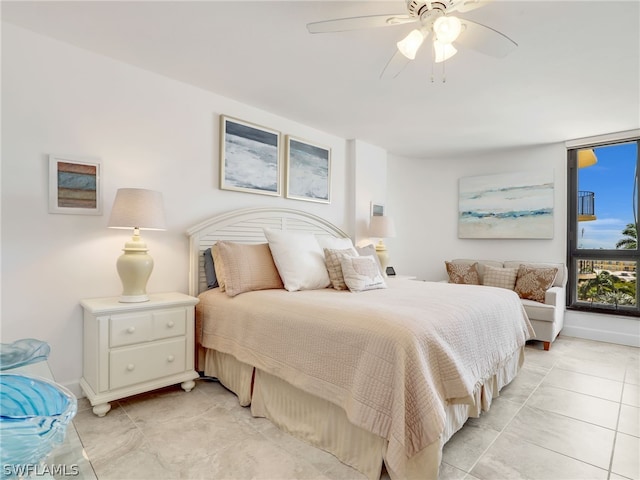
203,346,525,480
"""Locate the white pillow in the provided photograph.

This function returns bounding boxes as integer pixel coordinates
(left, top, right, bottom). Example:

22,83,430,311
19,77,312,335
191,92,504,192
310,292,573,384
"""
316,236,355,251
264,228,330,291
341,255,387,292
355,243,385,277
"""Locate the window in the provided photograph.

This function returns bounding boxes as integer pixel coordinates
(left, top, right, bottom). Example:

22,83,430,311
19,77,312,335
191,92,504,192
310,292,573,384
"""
567,138,639,316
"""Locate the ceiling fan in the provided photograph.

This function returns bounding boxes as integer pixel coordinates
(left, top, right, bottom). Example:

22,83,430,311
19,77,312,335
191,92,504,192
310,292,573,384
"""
307,0,518,79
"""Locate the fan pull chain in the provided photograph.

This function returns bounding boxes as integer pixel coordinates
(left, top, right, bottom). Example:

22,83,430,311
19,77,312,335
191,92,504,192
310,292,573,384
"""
442,57,446,83
430,44,447,83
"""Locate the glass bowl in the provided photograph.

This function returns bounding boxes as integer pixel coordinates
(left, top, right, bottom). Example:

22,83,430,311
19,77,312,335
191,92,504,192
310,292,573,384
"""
0,339,50,371
0,374,77,476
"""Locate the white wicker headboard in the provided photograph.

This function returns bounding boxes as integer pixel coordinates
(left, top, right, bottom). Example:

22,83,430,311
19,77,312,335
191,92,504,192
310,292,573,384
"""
186,207,350,296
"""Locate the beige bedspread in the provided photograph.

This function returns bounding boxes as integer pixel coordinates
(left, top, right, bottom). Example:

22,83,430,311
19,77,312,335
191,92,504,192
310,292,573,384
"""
197,279,533,476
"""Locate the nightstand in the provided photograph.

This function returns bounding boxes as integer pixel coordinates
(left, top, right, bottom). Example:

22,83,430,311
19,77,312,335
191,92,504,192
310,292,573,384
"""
79,292,199,417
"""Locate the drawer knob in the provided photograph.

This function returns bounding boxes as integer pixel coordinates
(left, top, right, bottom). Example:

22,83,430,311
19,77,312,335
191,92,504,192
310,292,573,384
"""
167,355,175,362
127,363,135,371
127,326,136,334
167,321,175,328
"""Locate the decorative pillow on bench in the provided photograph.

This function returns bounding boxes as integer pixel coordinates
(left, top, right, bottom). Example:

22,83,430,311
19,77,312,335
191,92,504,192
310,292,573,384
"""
445,261,480,285
514,265,558,303
483,265,518,290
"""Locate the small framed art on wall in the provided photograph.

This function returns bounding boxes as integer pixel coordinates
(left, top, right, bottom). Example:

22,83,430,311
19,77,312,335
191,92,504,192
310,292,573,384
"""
48,154,102,215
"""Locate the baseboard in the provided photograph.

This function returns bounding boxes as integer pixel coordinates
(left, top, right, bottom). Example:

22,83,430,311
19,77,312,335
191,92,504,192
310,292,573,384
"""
562,324,640,348
60,379,85,399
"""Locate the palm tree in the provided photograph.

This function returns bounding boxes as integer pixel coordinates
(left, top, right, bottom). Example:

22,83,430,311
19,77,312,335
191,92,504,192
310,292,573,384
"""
578,271,616,304
616,223,637,249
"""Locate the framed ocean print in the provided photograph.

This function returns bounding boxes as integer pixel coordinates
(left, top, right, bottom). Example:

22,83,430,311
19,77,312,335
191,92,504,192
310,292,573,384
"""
48,154,102,215
458,170,554,239
285,135,331,203
220,115,281,196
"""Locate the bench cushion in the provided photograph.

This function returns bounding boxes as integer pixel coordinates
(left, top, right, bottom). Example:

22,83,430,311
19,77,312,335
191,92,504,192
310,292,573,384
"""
521,299,556,322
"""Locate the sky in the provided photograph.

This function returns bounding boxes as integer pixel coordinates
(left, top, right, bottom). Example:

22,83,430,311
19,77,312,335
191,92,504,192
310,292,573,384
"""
578,141,638,250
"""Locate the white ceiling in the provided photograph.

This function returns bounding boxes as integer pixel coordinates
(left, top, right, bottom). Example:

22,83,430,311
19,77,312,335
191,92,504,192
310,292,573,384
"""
3,1,639,158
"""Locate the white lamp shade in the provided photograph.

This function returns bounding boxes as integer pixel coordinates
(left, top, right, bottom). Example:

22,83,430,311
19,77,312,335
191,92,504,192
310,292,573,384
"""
397,29,425,60
433,16,462,44
108,188,166,230
434,40,458,63
369,216,397,238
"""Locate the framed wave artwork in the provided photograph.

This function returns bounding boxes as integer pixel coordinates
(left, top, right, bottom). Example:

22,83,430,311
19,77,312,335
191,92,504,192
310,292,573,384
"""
220,116,281,196
458,170,554,239
285,135,331,204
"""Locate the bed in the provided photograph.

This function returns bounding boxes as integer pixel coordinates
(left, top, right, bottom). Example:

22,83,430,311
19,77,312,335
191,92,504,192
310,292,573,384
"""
187,207,533,480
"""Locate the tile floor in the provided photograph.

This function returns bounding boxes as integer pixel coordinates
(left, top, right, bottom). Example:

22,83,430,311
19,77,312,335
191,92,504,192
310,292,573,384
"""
72,336,639,480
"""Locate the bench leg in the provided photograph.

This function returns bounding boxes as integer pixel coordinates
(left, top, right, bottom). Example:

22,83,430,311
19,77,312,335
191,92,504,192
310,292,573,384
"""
543,341,551,351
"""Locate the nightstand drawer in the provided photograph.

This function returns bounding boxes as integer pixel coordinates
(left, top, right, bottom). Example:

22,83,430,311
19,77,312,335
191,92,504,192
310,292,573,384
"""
109,313,153,347
152,308,186,340
109,338,186,390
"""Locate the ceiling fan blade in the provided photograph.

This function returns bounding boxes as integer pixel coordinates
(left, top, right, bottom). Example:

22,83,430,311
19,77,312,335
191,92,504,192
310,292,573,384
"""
380,48,412,80
455,19,518,58
455,0,495,13
307,14,415,34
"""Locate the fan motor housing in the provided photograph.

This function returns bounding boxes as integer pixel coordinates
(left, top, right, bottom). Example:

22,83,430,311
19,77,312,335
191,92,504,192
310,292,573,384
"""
406,1,455,18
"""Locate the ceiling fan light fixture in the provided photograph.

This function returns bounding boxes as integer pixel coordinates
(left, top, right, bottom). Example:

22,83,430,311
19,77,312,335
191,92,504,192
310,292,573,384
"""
433,39,457,63
433,15,462,44
397,29,425,60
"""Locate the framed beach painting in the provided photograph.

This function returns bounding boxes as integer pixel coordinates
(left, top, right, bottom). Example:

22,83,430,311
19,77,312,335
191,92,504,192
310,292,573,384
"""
285,135,331,203
220,115,281,196
458,170,554,239
48,155,102,215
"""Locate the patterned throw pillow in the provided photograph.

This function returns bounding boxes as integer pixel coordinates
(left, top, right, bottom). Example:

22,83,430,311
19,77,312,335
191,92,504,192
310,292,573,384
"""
324,247,358,290
514,264,559,303
445,261,480,285
340,255,387,292
483,265,518,290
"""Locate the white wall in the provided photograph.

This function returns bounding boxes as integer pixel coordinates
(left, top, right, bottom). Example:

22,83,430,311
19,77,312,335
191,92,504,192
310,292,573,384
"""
350,139,388,244
387,144,639,347
387,143,567,278
1,23,380,393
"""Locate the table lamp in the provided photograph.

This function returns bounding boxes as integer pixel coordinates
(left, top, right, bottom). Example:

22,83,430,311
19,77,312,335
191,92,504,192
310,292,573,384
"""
369,215,396,277
108,188,166,302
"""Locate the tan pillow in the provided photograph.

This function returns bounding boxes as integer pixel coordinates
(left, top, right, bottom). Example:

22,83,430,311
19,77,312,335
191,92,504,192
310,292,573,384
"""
341,255,387,292
216,242,283,297
483,265,518,290
514,264,558,303
324,247,358,290
211,243,226,292
445,261,480,285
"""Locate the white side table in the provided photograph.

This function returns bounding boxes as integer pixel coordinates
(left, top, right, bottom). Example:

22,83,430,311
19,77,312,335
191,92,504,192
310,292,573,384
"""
79,292,199,417
387,275,418,281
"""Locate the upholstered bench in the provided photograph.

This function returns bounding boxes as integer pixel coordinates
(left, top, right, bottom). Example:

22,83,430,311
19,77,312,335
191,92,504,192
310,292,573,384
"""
445,259,568,350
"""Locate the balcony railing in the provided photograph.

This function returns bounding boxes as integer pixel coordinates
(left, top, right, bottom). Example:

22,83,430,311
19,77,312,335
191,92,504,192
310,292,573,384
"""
578,191,596,221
